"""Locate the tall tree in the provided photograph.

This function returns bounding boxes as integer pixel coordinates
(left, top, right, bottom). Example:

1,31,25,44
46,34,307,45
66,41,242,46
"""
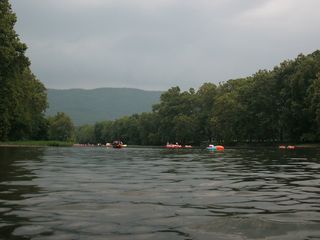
196,82,217,142
153,87,199,144
48,112,75,142
306,73,320,141
0,0,47,140
76,124,95,144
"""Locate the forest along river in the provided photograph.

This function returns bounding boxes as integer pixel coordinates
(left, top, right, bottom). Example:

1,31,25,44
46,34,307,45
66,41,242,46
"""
0,147,320,240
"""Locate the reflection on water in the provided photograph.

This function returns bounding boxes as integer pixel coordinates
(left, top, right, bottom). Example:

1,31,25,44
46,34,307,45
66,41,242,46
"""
0,146,320,239
0,147,44,240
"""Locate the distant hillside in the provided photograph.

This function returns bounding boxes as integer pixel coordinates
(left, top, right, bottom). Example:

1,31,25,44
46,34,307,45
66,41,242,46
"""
46,88,162,125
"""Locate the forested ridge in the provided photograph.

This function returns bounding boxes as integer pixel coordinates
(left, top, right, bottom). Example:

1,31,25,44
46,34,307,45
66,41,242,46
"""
76,50,320,145
47,88,162,125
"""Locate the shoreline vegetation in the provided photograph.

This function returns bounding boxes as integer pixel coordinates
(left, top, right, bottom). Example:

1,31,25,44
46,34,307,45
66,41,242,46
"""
0,141,319,149
74,51,320,146
0,141,73,147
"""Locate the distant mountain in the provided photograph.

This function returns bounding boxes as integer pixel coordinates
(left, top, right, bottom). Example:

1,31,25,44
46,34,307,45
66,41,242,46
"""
46,88,162,125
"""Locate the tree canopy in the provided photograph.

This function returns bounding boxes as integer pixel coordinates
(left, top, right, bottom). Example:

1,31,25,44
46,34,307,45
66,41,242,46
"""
76,50,320,145
0,0,47,141
48,112,75,142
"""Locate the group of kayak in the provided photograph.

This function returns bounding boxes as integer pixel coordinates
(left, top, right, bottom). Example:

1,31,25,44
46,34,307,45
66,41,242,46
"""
279,145,296,150
107,142,297,151
165,143,192,149
165,143,225,151
108,141,225,151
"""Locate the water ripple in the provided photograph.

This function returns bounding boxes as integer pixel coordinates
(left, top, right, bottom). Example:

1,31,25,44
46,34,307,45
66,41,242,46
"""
0,147,319,239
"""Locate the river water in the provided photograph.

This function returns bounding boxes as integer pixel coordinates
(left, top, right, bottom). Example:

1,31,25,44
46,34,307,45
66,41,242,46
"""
0,146,320,240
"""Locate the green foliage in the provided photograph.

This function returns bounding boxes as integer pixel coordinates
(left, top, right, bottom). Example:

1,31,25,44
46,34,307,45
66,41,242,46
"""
153,87,199,144
196,83,217,141
306,73,320,140
47,112,75,142
74,50,320,145
0,0,47,141
75,124,95,144
8,69,48,140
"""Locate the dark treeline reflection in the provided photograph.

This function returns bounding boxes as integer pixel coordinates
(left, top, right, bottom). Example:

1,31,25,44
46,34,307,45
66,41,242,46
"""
76,50,320,145
0,147,44,240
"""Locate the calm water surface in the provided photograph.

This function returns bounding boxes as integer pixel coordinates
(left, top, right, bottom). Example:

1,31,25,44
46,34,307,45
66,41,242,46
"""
0,146,320,240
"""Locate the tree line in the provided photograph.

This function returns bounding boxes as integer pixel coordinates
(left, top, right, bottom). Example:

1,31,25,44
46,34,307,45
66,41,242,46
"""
76,50,320,145
1,0,320,145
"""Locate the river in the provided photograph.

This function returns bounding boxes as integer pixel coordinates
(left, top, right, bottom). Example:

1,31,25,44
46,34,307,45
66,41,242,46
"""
0,146,320,240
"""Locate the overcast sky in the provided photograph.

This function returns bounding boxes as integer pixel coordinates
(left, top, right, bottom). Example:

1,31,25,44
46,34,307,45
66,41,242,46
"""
11,0,320,90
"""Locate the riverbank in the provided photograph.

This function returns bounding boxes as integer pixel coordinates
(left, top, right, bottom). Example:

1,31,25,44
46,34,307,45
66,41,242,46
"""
0,141,73,147
2,141,318,149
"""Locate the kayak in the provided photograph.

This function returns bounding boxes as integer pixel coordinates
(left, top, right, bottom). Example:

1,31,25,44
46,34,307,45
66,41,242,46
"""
112,140,126,148
165,144,182,149
207,144,224,151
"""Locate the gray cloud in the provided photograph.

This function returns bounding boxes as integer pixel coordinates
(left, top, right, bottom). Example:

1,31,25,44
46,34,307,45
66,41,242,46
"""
11,0,320,90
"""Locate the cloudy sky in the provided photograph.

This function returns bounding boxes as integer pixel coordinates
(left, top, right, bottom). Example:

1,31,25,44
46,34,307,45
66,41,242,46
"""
11,0,320,90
